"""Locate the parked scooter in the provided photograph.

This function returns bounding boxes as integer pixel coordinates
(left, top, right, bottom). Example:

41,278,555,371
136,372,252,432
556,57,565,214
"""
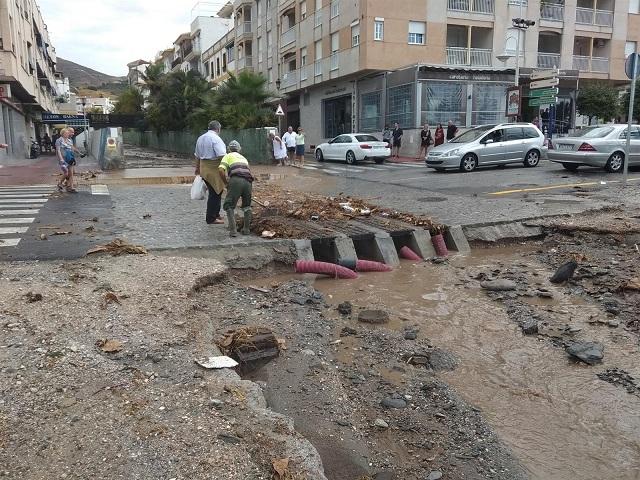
29,139,40,159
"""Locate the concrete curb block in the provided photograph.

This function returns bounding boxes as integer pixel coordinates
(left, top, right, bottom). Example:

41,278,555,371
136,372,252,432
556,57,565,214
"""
463,222,545,243
444,225,471,254
412,229,437,258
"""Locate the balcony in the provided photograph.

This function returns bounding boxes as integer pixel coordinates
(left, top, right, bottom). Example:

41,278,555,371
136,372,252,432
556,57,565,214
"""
447,0,495,14
281,26,296,47
182,44,193,58
446,47,493,66
235,21,252,39
576,7,613,26
572,55,609,72
281,69,298,89
236,56,253,71
171,57,183,68
540,2,564,21
537,52,561,69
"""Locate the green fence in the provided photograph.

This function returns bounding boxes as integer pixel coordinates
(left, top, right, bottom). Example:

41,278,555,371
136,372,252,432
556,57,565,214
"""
123,128,275,164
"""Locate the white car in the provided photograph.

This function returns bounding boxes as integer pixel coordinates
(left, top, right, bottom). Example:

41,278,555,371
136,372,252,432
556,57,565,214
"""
315,133,391,164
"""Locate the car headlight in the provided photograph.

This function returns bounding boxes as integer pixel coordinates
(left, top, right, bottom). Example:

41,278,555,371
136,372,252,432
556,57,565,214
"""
444,149,460,157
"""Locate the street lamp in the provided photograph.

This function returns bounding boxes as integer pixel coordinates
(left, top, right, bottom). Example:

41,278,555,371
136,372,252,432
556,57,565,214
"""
275,78,281,90
512,17,536,87
79,96,88,151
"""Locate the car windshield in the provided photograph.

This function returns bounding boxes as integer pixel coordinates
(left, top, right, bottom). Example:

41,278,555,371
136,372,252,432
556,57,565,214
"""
355,135,379,142
571,126,615,138
450,126,494,143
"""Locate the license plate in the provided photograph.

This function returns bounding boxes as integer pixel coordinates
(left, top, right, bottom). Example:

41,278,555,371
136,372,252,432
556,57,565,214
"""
557,144,573,151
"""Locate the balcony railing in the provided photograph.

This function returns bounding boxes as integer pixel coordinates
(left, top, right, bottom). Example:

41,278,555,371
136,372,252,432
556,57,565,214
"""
447,0,495,14
330,52,339,71
446,47,492,66
236,21,252,36
576,7,613,26
281,26,296,47
573,55,609,72
236,56,253,70
281,69,298,89
171,57,183,68
314,59,322,76
540,2,564,21
537,52,561,69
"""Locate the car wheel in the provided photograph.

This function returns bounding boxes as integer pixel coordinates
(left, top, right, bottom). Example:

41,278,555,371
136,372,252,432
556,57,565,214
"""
459,154,478,172
315,149,324,162
605,152,624,173
346,150,356,165
374,158,384,164
562,163,579,171
524,150,540,168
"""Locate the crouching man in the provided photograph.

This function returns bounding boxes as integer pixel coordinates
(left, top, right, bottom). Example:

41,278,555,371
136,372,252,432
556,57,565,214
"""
219,140,254,237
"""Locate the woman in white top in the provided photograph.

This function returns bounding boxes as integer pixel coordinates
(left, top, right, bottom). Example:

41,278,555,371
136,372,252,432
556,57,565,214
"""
269,132,288,166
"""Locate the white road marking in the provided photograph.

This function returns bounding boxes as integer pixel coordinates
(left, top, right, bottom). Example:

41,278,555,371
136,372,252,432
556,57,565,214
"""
0,184,52,189
0,194,50,199
0,238,21,247
0,217,35,224
0,199,48,204
391,176,428,183
91,184,109,195
0,209,40,215
301,165,319,170
0,226,29,234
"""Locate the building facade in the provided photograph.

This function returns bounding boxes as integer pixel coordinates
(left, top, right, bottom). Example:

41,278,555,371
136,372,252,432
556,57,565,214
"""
0,0,61,158
127,59,151,87
201,0,640,149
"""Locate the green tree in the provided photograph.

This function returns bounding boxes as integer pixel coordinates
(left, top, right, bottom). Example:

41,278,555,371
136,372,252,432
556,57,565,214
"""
113,86,144,114
576,83,620,125
208,71,277,130
140,62,166,99
622,81,640,122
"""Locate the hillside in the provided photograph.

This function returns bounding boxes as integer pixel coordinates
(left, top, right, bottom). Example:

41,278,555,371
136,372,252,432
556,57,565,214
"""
57,57,126,96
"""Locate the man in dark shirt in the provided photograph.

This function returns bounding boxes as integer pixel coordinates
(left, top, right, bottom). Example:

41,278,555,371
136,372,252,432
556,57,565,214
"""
446,120,459,141
391,123,403,159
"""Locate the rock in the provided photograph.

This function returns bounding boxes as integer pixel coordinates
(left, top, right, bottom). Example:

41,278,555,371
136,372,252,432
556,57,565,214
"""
209,399,223,409
374,418,389,429
337,301,352,315
358,309,389,324
521,319,538,335
427,471,443,480
536,290,554,298
290,296,311,305
603,301,620,315
336,419,350,427
404,330,418,340
607,320,620,328
217,433,242,444
340,326,357,337
428,349,458,372
381,395,407,409
480,279,517,291
566,341,604,365
301,349,316,356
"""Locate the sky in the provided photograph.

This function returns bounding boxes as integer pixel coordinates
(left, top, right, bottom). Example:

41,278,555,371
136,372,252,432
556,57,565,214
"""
38,0,215,77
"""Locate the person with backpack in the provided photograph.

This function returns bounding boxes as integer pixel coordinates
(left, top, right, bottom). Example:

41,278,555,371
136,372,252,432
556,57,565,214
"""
55,127,81,192
418,124,432,159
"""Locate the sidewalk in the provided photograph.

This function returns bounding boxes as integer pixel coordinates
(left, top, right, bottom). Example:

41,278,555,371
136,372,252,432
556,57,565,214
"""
387,155,424,164
0,154,101,186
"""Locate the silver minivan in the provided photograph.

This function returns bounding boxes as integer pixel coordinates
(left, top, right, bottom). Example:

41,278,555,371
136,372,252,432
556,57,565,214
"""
425,123,545,172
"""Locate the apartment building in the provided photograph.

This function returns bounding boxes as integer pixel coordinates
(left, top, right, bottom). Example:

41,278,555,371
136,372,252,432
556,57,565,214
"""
0,0,61,158
202,0,640,147
127,59,151,87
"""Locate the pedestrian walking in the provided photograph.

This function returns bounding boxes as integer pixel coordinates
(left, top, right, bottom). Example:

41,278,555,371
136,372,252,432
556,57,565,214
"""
434,123,445,147
295,127,306,167
269,131,288,166
446,120,459,141
391,122,403,159
418,124,432,159
382,124,392,147
194,120,227,225
282,126,297,166
219,140,253,237
55,127,81,193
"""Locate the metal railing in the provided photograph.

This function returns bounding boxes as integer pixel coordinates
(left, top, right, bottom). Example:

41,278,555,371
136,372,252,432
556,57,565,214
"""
540,2,564,21
447,0,494,13
330,52,339,71
314,59,322,76
576,7,613,26
281,69,298,89
572,55,609,72
281,26,296,47
236,56,253,70
236,21,252,36
591,56,609,72
572,55,590,71
446,47,492,66
537,53,561,69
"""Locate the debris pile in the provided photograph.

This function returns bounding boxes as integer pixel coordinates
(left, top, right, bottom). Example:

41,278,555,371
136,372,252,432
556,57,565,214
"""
86,238,148,256
216,326,281,364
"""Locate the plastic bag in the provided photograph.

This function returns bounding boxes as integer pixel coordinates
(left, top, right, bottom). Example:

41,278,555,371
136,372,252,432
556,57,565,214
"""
190,175,207,200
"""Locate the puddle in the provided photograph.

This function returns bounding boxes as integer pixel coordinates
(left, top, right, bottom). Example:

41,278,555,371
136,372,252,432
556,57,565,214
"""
268,249,640,480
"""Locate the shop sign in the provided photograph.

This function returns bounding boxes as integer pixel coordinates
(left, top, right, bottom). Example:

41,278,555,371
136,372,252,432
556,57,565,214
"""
506,86,521,117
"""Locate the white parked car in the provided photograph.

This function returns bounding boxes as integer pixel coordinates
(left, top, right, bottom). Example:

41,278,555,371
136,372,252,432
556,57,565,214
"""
315,133,391,164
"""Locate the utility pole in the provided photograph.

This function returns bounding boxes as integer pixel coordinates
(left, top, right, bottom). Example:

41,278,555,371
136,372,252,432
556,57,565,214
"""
512,12,535,120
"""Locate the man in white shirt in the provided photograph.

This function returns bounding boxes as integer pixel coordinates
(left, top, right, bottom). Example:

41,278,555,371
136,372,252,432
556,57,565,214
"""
194,120,227,224
281,126,297,166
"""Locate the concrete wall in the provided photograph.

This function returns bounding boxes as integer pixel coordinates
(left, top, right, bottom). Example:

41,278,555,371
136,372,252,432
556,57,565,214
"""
90,127,124,170
0,104,28,159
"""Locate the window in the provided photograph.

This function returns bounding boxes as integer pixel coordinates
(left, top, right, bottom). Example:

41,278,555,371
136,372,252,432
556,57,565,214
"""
268,67,273,82
267,30,273,57
625,41,637,57
619,127,640,139
505,128,524,141
331,32,339,53
300,46,307,66
422,81,466,126
351,23,360,47
355,134,379,142
523,127,540,138
387,84,414,127
374,20,384,41
324,95,352,137
471,83,508,125
301,0,307,19
331,0,339,18
630,0,639,13
315,39,322,59
360,91,382,131
408,21,426,45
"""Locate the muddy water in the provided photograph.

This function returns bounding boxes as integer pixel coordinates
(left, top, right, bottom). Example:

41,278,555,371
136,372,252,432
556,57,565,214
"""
299,248,640,480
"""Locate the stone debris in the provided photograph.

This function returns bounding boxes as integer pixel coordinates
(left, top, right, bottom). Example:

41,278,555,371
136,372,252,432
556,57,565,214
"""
566,341,604,365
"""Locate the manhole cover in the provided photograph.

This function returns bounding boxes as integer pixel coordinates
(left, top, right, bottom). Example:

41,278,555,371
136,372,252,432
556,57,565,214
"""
417,197,447,203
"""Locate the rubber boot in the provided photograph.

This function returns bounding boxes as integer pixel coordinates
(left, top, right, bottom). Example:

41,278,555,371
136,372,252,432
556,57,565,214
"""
225,208,237,237
242,208,252,235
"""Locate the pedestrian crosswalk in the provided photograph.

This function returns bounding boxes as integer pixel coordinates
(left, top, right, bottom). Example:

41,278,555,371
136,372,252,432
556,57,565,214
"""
301,161,425,176
0,185,53,249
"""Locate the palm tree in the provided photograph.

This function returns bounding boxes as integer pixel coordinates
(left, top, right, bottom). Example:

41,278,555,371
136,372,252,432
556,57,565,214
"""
211,71,276,129
140,62,166,99
113,86,144,114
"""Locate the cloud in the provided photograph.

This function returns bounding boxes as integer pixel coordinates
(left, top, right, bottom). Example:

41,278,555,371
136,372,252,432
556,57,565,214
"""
38,0,203,77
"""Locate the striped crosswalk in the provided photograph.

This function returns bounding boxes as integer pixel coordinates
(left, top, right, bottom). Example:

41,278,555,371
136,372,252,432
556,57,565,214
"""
0,185,53,249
